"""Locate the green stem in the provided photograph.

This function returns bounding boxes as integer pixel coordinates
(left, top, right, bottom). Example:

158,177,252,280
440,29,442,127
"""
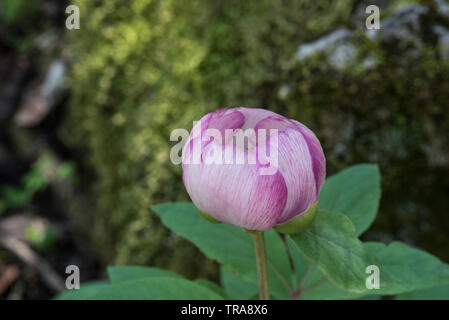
253,231,270,300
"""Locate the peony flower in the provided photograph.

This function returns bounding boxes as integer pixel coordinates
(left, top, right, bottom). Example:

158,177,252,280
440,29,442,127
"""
182,107,325,232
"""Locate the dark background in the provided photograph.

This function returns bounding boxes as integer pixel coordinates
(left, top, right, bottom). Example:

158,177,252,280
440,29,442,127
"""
0,0,448,299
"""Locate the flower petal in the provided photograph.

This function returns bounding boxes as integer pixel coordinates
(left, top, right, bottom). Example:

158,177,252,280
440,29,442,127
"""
205,108,245,144
236,107,279,130
254,116,326,223
183,142,288,230
275,127,319,223
291,120,326,197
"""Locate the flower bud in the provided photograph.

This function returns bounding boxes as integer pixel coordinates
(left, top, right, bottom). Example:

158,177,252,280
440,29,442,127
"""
182,107,325,232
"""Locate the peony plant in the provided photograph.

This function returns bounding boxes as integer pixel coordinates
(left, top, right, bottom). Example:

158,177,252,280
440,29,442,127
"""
56,108,449,301
182,107,326,299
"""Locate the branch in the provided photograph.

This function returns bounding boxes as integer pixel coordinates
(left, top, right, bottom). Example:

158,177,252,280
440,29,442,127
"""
0,234,65,293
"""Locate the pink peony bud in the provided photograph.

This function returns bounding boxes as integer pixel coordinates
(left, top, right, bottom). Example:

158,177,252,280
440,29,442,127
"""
182,107,326,232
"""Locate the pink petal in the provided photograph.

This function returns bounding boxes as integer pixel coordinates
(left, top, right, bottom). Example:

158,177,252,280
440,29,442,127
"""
275,127,319,223
205,108,245,144
291,120,326,197
236,107,278,130
254,115,325,223
183,141,288,230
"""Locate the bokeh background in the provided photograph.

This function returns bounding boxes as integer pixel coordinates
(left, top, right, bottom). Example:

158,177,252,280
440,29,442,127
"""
0,0,448,299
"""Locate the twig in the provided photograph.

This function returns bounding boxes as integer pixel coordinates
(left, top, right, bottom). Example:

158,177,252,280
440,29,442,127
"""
0,265,20,294
0,234,65,293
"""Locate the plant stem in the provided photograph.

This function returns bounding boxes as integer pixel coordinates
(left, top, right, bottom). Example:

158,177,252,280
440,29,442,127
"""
253,231,270,300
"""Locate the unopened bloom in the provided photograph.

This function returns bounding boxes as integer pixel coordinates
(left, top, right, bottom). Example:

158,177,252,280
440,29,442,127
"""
182,107,325,231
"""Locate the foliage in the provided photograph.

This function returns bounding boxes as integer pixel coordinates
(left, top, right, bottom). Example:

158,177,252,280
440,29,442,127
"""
24,222,60,252
0,0,42,52
0,153,73,214
318,164,380,236
396,284,449,300
0,0,35,25
55,164,449,300
153,202,292,299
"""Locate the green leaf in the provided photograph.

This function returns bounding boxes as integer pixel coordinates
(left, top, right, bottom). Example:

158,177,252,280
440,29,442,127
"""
289,210,377,293
286,237,311,286
363,241,449,295
300,282,370,300
54,281,110,300
220,267,258,300
107,266,181,283
286,237,370,300
194,279,228,298
152,201,293,299
396,284,449,300
289,228,449,298
89,277,224,300
357,295,381,300
319,164,381,236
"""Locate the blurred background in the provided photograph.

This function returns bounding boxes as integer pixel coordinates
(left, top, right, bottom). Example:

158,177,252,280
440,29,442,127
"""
0,0,448,299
